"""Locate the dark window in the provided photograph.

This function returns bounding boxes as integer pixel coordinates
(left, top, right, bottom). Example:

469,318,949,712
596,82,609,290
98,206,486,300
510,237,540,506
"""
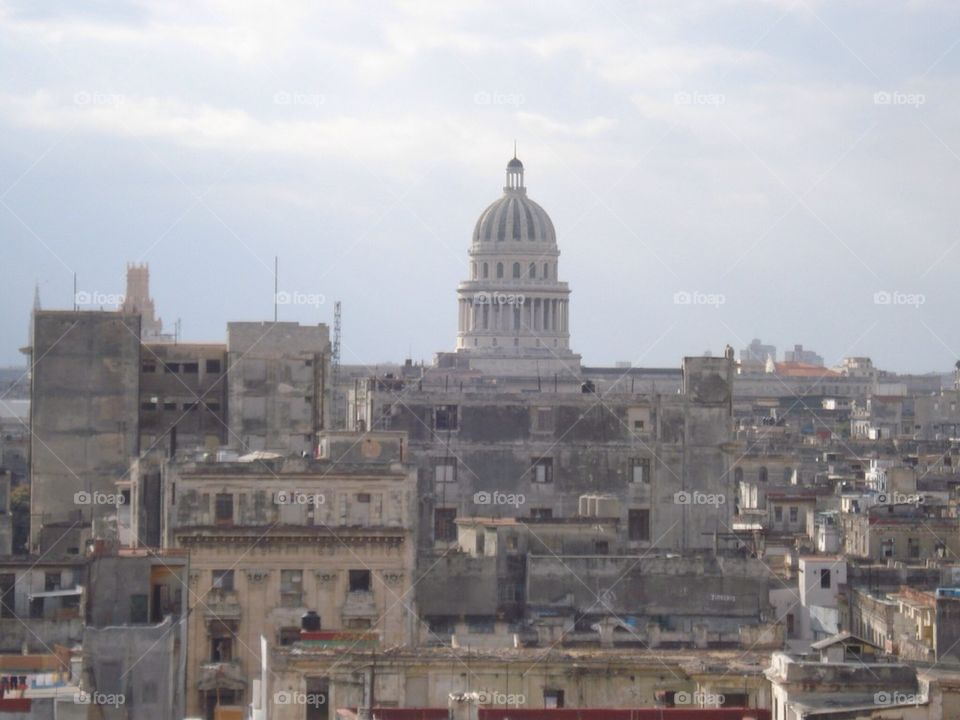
722,693,749,708
215,493,233,525
164,362,180,373
758,466,768,482
434,405,458,431
530,508,553,520
206,401,221,411
163,401,177,411
183,362,199,373
734,467,744,484
141,362,157,373
356,493,371,503
909,538,920,558
44,571,61,592
629,509,651,541
531,457,554,483
279,627,302,646
349,569,371,592
130,593,149,623
789,506,799,523
544,690,565,708
820,568,831,589
512,262,521,279
0,573,15,618
774,506,783,522
212,569,234,592
434,508,457,541
211,635,233,662
594,540,609,554
140,401,157,411
29,597,44,619
205,359,222,373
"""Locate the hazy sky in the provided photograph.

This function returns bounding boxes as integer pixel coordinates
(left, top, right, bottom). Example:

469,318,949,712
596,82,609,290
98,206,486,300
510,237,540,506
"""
2,0,959,373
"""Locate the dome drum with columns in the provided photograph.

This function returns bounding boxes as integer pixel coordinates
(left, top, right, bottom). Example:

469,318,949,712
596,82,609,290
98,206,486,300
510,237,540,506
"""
454,155,580,376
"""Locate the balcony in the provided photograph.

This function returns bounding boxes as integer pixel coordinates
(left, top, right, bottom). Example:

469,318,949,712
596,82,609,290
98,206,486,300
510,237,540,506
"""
203,589,241,621
197,660,246,692
342,590,377,618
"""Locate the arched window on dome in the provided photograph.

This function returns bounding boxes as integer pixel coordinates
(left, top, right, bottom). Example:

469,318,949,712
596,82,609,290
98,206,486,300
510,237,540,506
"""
528,263,536,279
512,262,521,279
471,263,477,280
482,262,489,279
542,263,549,279
496,262,504,279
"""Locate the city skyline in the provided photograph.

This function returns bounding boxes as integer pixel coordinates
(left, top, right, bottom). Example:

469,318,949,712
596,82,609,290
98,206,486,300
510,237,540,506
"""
2,2,960,372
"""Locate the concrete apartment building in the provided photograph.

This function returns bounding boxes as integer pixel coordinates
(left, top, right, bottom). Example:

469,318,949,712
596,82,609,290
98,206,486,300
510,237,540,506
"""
842,503,960,561
159,431,416,718
28,310,142,554
269,645,773,720
227,321,331,456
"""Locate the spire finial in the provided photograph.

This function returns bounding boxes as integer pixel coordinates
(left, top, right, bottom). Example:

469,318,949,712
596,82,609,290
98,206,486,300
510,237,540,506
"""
513,140,517,159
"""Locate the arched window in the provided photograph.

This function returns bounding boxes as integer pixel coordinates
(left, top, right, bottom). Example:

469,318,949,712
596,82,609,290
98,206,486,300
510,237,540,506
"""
529,262,536,279
496,262,504,279
734,467,743,484
512,262,521,279
543,262,549,279
482,262,489,279
471,263,477,280
758,466,768,483
783,467,793,483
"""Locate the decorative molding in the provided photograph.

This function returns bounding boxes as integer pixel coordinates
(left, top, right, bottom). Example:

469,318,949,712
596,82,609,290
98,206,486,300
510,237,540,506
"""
315,571,338,585
245,568,271,584
381,571,404,586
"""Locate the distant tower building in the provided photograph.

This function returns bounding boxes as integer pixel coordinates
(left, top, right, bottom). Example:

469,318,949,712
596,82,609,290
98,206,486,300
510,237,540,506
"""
122,263,165,341
28,281,41,348
450,154,580,377
739,338,776,374
784,344,824,367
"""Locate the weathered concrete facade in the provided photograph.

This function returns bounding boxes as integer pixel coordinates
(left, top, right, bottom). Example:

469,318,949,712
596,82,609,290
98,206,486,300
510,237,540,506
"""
227,322,331,455
29,311,141,553
161,434,417,717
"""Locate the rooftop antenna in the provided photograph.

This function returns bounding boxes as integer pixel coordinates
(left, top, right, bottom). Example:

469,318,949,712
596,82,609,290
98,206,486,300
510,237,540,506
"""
513,140,517,158
274,256,278,322
72,273,77,311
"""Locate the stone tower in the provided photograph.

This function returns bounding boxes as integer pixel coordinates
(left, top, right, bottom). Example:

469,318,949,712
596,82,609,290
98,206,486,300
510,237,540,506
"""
122,262,164,341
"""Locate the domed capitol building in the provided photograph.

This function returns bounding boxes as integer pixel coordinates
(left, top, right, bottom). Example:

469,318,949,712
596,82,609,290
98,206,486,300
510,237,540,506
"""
442,154,582,378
